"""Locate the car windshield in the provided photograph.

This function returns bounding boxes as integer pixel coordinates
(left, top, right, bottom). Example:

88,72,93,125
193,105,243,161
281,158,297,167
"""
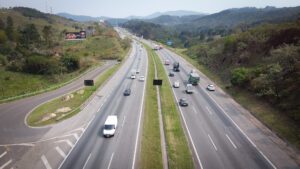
104,125,115,130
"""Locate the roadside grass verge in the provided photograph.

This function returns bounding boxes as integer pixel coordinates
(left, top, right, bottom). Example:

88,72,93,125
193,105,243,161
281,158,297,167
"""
167,47,300,150
0,65,100,103
145,45,194,169
27,64,120,126
140,45,163,169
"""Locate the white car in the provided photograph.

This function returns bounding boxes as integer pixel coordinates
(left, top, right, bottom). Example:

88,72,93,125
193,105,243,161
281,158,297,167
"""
103,115,118,137
186,84,193,94
139,76,145,81
130,74,136,79
173,81,180,88
207,84,215,91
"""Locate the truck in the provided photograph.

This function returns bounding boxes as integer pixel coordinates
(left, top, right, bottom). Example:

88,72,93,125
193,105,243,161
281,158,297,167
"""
173,62,180,72
188,72,200,85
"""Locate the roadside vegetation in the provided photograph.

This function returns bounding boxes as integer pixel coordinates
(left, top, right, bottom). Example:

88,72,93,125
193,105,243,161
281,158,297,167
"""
125,8,300,149
0,7,130,101
169,22,300,149
27,62,121,126
140,44,163,169
144,44,194,168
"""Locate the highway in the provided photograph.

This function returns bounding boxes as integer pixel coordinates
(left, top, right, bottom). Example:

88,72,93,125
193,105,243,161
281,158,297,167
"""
151,45,299,169
59,40,148,169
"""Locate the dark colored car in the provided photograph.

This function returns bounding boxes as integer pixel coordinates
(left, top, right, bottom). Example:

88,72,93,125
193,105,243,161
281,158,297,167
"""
179,98,188,106
169,72,174,77
124,89,131,96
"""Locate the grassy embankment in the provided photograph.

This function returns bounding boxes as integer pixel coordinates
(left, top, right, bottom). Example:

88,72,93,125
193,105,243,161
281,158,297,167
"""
168,47,300,150
0,35,125,103
26,44,130,126
141,44,194,168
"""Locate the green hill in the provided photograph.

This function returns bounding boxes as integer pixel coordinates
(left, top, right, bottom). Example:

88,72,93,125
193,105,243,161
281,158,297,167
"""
0,7,130,101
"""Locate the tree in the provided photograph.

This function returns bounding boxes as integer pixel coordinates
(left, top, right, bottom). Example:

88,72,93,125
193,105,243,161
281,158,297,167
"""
61,55,80,72
230,67,251,86
19,24,40,48
0,18,5,30
5,16,15,41
0,30,7,44
42,25,53,47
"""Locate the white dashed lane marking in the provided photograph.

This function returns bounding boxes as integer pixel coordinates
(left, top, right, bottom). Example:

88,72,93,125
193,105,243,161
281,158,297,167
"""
41,155,52,169
55,146,66,158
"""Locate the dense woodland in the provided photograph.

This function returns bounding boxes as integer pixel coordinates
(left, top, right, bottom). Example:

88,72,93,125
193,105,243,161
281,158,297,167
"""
123,6,300,124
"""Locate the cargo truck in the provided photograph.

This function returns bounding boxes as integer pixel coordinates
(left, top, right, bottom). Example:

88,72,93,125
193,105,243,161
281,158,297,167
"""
188,72,200,85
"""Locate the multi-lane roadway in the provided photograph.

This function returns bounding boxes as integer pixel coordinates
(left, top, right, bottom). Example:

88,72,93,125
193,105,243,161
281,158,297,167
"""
60,41,148,169
150,43,299,169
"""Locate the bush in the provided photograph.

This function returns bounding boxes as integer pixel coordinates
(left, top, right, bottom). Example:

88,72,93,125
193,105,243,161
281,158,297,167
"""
230,67,251,86
61,55,80,72
23,55,59,75
0,54,7,66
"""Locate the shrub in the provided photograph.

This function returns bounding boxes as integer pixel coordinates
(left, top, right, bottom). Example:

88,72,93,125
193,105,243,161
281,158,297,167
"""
61,55,80,72
230,67,251,86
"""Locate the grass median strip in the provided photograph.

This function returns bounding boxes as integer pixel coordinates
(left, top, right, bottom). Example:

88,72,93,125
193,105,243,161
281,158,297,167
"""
144,44,194,169
27,63,120,127
140,44,163,169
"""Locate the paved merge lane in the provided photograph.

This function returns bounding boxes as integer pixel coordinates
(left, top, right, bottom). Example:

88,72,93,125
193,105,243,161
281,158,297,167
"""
151,46,298,169
60,41,147,169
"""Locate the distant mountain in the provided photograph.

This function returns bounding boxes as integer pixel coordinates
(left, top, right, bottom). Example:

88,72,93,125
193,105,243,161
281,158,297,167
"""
57,12,109,22
146,14,205,26
126,10,205,19
189,6,300,29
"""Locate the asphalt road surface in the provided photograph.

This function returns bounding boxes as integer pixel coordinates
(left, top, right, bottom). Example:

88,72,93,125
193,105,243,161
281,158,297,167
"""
152,44,299,169
59,41,148,169
0,61,117,144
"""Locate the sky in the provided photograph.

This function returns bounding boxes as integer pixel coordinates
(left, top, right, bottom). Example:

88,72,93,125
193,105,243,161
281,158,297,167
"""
1,0,300,18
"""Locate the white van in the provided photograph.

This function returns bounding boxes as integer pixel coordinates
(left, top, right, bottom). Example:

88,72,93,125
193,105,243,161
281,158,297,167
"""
103,115,118,137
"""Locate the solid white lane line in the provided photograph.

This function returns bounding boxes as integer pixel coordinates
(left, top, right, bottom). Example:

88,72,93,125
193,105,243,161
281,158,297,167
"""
107,153,114,169
0,159,12,169
192,106,197,114
73,133,79,140
162,56,204,169
208,134,218,151
55,146,66,158
204,93,277,169
82,153,91,169
226,134,237,149
166,47,277,169
132,47,148,169
41,155,52,169
0,151,7,158
206,106,213,115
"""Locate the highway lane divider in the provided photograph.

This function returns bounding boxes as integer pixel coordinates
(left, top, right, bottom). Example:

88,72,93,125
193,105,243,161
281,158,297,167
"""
139,44,163,169
143,44,194,169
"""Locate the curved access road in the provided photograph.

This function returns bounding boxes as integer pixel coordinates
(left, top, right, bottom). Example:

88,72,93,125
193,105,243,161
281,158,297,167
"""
0,61,116,144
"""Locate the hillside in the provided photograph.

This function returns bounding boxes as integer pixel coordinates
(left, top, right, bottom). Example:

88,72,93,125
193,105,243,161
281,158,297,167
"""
185,21,300,124
189,6,300,29
123,6,300,47
146,14,205,26
0,7,130,101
